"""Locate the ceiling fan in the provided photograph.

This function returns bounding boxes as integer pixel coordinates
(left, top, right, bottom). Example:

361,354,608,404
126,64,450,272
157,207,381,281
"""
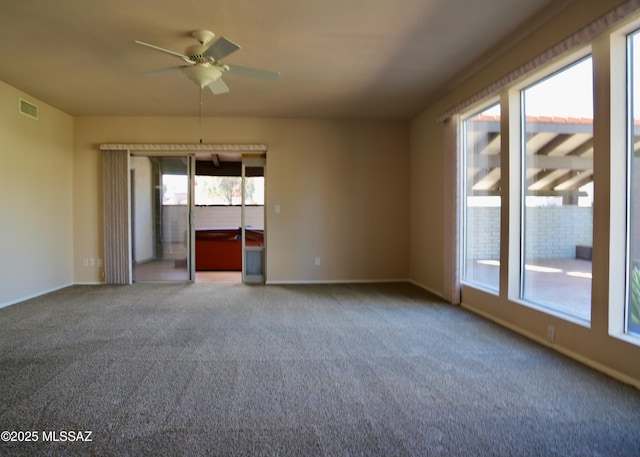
134,30,280,94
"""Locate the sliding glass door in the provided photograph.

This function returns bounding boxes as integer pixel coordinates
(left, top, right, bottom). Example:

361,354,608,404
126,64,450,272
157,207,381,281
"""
242,157,265,283
131,155,195,282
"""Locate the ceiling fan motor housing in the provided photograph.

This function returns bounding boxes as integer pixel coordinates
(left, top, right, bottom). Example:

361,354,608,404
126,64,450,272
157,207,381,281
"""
185,44,211,62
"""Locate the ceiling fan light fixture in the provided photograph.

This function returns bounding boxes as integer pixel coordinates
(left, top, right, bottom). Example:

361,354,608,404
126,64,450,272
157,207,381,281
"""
181,64,222,88
135,30,279,93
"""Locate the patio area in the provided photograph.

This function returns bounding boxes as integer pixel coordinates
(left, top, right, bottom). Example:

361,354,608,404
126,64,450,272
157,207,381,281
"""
466,258,592,320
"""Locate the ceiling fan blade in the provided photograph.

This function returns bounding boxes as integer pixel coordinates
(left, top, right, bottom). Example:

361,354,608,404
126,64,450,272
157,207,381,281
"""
208,77,230,95
203,37,240,61
134,40,190,61
225,64,280,80
142,65,190,77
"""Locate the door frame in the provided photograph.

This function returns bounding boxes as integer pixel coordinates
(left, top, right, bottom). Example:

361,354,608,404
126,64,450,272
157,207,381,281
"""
100,143,268,285
241,156,266,284
130,153,195,282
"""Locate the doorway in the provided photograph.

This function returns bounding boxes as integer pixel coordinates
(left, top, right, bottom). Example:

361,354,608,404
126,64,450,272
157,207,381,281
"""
131,155,194,282
101,143,267,285
192,154,265,283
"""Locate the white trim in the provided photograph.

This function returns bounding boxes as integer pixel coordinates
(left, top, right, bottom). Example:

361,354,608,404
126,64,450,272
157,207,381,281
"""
100,143,267,152
609,23,638,343
509,296,592,328
610,331,640,346
266,278,409,285
408,279,444,298
0,283,74,309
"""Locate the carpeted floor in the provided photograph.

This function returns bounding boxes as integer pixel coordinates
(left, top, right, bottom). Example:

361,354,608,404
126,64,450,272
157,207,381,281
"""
1,282,639,456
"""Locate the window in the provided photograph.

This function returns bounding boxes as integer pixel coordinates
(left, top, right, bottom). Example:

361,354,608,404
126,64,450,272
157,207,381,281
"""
194,176,264,206
462,103,501,291
162,174,188,205
627,31,640,336
521,57,593,321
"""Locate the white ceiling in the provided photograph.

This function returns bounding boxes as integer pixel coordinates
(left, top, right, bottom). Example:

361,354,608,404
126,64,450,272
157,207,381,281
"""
0,0,561,120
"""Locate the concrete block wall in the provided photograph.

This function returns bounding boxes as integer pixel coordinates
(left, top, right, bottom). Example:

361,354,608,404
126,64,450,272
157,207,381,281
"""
466,207,501,260
466,206,593,261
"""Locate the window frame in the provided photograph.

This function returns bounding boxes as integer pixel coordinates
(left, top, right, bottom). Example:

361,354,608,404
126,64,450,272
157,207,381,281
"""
623,28,640,339
460,100,502,294
606,22,640,344
517,54,594,323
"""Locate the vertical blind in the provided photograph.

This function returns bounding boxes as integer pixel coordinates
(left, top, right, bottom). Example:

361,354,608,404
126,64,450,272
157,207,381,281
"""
442,115,461,305
103,149,131,285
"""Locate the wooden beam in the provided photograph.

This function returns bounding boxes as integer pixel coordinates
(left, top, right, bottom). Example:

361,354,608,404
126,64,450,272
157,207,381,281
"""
535,134,573,156
526,169,556,188
567,138,594,156
473,132,500,155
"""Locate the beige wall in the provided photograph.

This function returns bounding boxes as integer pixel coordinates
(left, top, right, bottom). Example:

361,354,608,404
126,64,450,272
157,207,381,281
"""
409,0,640,386
0,81,74,306
73,116,409,284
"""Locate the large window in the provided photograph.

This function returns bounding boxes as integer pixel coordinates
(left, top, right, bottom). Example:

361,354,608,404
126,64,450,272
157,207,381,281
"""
521,57,594,321
462,103,501,291
627,32,640,336
455,12,640,350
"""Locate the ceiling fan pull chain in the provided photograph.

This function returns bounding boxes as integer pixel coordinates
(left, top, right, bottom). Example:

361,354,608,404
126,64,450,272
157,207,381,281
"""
199,88,203,144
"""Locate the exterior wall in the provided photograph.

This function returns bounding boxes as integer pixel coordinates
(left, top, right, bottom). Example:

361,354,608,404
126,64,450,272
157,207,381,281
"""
465,207,501,261
0,80,74,306
466,206,593,261
524,206,593,259
194,206,264,230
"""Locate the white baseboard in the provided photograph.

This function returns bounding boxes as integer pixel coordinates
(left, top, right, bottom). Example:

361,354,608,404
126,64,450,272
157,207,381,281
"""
407,279,444,299
265,278,409,285
0,282,74,309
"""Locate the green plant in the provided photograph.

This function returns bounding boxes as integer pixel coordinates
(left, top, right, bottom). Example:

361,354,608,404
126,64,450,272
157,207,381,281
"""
630,267,640,326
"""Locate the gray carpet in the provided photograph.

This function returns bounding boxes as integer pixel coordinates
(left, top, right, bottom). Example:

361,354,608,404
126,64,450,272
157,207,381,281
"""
1,282,639,456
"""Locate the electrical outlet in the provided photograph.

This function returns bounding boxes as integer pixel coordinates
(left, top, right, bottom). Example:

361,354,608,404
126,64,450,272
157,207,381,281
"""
315,257,321,266
89,258,95,267
547,325,555,343
83,259,89,267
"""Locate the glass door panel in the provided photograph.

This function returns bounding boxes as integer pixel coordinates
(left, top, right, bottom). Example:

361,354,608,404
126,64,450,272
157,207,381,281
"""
131,155,193,282
242,159,265,283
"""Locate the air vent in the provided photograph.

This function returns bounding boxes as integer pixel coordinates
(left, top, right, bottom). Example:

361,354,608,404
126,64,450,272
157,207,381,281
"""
19,98,38,120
